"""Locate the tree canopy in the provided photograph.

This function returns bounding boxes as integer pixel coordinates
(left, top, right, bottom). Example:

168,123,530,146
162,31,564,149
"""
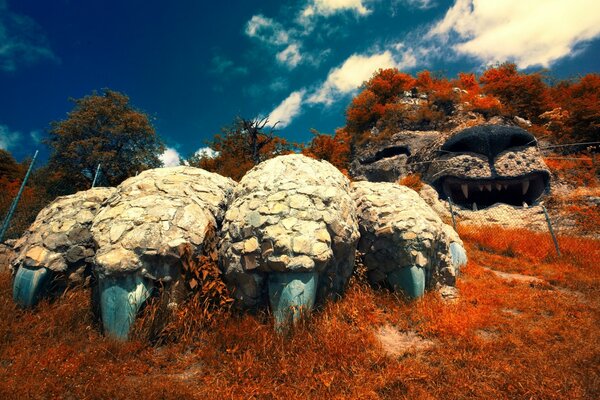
186,117,297,181
47,89,164,190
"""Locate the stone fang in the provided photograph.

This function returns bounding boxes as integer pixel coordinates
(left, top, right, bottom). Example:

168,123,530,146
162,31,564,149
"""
461,183,469,199
522,180,530,195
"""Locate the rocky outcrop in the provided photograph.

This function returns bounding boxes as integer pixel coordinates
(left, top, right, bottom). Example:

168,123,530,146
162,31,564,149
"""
351,182,464,298
350,130,441,182
11,187,116,283
219,154,360,316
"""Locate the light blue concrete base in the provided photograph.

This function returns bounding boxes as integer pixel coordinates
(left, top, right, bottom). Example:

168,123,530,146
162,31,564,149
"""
268,272,318,332
13,266,52,308
449,242,468,273
99,275,153,340
387,266,425,299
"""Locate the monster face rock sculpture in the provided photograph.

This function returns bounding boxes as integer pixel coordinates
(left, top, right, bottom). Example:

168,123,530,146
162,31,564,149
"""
91,167,235,339
219,154,360,330
12,188,116,307
351,181,466,299
425,125,550,210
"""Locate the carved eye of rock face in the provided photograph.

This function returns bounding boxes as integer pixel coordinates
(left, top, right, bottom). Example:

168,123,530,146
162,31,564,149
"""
350,131,440,182
426,125,550,209
358,145,411,165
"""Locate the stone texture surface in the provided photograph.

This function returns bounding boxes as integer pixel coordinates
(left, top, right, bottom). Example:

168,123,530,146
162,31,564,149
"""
219,154,360,309
351,181,461,291
0,240,16,273
92,166,236,280
350,130,441,182
11,188,116,282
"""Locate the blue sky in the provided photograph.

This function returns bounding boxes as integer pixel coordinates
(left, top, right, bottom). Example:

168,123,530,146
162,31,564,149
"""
1,0,599,165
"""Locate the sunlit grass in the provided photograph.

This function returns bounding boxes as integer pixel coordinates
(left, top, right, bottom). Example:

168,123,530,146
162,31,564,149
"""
0,226,598,399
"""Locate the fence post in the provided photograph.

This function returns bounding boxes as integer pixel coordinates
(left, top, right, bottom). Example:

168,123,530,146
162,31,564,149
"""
0,150,39,242
541,205,561,256
91,163,101,188
448,196,457,230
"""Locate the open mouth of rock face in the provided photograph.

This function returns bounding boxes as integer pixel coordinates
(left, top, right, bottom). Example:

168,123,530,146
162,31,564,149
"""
440,172,549,209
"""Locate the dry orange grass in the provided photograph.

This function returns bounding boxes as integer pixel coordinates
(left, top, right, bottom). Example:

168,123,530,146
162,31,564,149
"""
0,226,599,399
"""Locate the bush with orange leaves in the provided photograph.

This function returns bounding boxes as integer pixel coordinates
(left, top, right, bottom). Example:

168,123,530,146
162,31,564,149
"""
398,173,424,192
302,128,352,175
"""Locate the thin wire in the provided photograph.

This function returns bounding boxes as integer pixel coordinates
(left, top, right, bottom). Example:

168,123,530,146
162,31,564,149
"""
540,141,600,149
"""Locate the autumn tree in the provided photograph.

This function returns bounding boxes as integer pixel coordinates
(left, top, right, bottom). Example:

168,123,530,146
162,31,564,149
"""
47,89,164,190
480,63,551,123
0,149,23,181
186,117,297,181
550,74,600,146
302,128,351,175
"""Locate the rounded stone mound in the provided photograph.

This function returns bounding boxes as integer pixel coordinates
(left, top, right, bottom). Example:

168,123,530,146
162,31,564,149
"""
91,166,236,339
351,181,465,298
92,166,236,278
219,154,360,314
12,187,116,280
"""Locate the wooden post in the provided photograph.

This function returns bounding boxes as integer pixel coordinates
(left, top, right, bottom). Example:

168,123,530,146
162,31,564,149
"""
542,205,561,256
448,196,457,230
91,163,101,188
0,150,38,242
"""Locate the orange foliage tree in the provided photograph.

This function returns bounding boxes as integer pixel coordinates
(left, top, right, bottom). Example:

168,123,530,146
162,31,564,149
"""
549,74,600,144
479,63,551,123
302,128,352,175
187,117,298,181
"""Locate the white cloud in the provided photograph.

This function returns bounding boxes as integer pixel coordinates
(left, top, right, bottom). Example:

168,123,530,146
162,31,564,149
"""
304,0,373,17
401,0,437,10
308,51,398,105
160,147,181,167
0,1,58,72
267,90,306,128
245,15,290,46
427,0,600,68
209,55,248,76
276,43,303,68
195,147,219,159
29,130,41,144
0,124,21,150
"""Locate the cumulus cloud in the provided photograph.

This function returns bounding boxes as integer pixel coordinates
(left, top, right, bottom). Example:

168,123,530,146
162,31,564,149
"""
427,0,600,68
160,147,181,167
267,90,306,128
0,0,58,72
29,130,42,144
303,0,373,17
245,15,290,46
308,51,398,105
276,43,303,69
209,55,248,76
400,0,437,10
195,147,219,158
0,124,21,150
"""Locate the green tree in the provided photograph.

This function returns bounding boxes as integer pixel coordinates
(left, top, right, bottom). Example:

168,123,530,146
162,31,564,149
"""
47,89,164,190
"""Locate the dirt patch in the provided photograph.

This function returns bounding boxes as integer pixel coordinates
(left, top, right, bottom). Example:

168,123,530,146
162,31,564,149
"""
481,266,545,284
375,325,436,357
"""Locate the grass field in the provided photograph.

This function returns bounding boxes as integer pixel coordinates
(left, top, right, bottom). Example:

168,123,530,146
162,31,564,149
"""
0,226,598,399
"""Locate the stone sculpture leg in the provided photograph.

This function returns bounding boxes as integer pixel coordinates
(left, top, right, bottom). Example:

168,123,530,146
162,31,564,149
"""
98,274,154,340
13,266,52,307
387,266,426,299
268,272,318,331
